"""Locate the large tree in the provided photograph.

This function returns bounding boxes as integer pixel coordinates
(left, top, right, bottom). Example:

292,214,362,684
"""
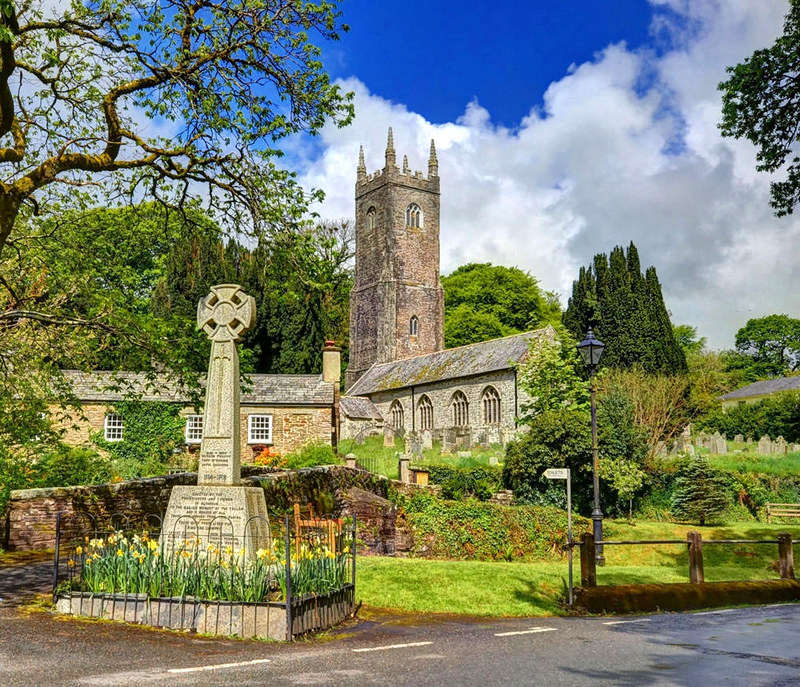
719,1,800,216
563,242,686,375
734,313,800,376
0,0,352,365
441,263,560,348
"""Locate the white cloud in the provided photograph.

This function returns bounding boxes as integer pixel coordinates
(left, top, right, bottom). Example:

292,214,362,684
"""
296,0,795,350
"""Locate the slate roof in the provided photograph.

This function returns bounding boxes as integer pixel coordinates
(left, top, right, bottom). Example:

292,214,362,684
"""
346,326,555,396
340,396,383,420
61,370,335,406
719,376,800,401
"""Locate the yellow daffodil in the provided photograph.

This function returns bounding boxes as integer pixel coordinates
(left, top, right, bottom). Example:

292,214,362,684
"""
148,540,158,552
75,546,83,555
67,559,75,568
116,549,124,557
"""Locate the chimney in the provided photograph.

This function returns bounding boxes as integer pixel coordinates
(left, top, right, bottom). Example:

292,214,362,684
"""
322,340,341,384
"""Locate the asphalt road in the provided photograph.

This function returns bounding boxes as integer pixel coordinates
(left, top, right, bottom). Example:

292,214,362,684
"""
2,563,800,686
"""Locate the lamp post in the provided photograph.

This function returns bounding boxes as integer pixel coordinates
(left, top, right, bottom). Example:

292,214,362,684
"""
577,327,605,566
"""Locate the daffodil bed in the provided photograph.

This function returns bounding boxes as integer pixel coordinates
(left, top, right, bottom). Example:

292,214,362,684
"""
61,531,352,602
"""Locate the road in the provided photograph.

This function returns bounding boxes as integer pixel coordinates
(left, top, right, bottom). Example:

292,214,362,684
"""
2,563,800,685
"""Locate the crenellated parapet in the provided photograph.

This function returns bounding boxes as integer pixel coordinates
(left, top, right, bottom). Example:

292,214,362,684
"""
356,129,440,199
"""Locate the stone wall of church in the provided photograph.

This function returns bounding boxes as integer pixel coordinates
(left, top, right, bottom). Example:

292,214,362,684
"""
364,369,528,446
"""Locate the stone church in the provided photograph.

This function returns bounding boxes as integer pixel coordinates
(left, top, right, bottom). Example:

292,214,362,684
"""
340,130,554,449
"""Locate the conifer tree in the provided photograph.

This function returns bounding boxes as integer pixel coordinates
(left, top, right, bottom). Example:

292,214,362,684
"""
563,242,687,374
671,457,729,526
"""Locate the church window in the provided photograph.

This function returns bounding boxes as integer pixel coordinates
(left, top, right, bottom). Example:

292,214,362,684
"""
366,206,376,230
451,391,469,427
417,395,433,431
409,315,419,337
104,413,124,442
405,203,422,228
390,400,404,430
482,387,501,425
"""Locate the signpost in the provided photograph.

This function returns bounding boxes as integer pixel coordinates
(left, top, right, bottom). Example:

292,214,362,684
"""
544,468,573,605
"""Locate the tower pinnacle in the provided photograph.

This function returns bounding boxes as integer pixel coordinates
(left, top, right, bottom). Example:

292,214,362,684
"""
428,139,438,177
357,145,366,180
385,127,396,168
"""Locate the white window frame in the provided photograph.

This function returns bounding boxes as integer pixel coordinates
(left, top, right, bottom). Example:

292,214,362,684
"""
185,415,204,444
104,413,124,442
247,414,273,444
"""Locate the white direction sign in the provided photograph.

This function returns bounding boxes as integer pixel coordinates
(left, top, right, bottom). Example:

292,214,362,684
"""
544,468,569,480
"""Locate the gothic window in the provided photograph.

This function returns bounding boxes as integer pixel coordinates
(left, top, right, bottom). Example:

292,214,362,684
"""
409,315,419,337
405,203,422,228
482,387,501,425
390,400,404,430
366,206,376,230
417,395,433,431
451,391,469,427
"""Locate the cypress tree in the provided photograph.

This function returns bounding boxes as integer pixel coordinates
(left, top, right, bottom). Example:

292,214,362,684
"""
563,242,687,374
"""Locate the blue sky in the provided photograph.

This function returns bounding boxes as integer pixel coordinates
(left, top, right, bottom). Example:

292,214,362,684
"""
326,0,654,127
295,2,797,351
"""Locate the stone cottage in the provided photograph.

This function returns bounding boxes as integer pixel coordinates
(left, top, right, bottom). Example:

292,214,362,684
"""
340,130,552,448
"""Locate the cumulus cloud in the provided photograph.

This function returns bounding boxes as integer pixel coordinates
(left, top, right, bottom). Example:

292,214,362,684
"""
296,1,794,350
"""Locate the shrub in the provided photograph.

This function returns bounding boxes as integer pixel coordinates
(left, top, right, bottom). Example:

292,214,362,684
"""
697,390,800,443
425,465,502,501
36,446,112,488
284,442,340,469
671,456,730,526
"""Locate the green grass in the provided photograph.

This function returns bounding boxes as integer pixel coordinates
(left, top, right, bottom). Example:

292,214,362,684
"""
708,450,800,477
356,520,800,617
337,435,504,480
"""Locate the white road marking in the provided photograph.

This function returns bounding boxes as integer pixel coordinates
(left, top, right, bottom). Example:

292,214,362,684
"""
494,627,557,637
353,641,433,653
167,658,271,673
603,619,653,626
693,609,735,615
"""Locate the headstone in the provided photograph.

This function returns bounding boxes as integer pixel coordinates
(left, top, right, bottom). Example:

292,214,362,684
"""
758,435,773,456
383,426,395,447
712,432,727,455
345,454,357,469
734,434,744,444
489,456,499,466
420,431,433,450
161,285,269,558
407,432,423,456
775,436,788,455
793,444,800,454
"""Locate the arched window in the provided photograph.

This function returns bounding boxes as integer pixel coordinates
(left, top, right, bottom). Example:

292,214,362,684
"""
366,206,376,231
482,386,501,425
409,315,419,337
451,391,469,427
390,400,404,430
405,203,422,228
417,395,433,431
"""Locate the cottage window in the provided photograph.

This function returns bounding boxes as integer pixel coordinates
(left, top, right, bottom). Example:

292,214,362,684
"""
390,400,404,430
451,391,469,427
482,387,501,425
248,414,273,444
417,395,433,431
410,315,419,337
405,203,422,228
185,415,204,444
104,413,124,442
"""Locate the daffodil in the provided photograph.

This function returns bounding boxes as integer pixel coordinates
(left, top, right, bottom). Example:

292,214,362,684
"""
116,549,124,557
75,545,83,555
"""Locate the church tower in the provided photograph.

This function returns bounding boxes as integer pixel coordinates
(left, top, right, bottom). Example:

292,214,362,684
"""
344,129,445,390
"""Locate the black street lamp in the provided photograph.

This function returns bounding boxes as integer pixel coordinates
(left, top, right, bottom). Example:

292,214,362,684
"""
577,327,605,565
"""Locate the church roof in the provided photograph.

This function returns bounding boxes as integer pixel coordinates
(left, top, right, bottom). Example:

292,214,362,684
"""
340,396,383,420
719,375,800,401
347,326,556,396
61,370,335,406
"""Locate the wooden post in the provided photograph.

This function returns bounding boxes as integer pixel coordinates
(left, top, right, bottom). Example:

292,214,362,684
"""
778,532,795,580
580,532,597,588
687,531,704,584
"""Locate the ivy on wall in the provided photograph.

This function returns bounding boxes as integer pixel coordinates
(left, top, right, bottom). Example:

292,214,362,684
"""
93,401,185,479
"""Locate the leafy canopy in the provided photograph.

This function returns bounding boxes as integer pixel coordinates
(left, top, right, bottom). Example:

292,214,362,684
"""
719,1,800,216
441,263,560,348
735,314,800,376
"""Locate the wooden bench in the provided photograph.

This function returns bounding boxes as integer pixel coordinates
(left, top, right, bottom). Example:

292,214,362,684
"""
766,503,800,523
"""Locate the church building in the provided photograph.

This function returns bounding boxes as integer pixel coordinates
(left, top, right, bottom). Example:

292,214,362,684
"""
341,130,554,449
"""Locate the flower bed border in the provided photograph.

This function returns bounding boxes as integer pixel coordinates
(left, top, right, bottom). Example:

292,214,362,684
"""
56,584,355,640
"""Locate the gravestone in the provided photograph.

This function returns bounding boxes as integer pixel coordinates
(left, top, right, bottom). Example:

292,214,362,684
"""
758,435,773,456
734,434,744,444
161,285,269,557
775,436,788,455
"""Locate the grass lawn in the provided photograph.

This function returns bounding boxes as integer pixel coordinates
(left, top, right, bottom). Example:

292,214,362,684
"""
356,520,800,617
708,450,800,477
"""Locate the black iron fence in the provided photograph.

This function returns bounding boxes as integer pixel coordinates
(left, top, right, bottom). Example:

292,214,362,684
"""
53,511,356,640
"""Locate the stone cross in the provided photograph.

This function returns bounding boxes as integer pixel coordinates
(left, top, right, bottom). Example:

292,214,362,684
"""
196,284,255,486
